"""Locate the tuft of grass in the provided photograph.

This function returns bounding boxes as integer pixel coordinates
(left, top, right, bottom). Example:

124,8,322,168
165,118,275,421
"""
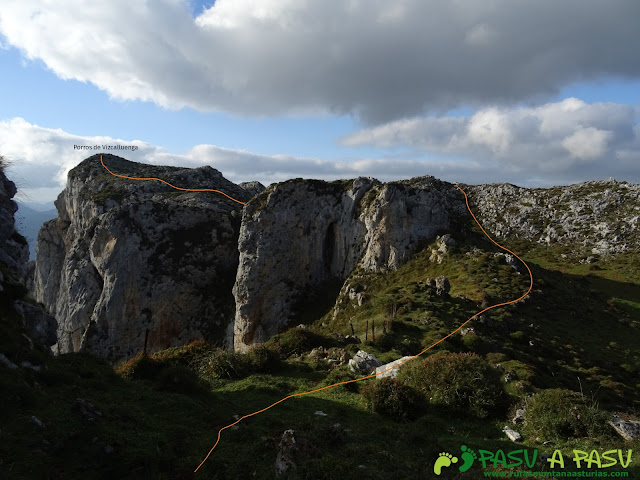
265,327,330,357
522,389,613,441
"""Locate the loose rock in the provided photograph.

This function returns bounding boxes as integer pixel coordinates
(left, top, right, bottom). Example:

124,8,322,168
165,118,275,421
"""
348,350,382,375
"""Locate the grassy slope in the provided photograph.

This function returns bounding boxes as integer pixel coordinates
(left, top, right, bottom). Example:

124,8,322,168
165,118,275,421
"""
3,234,639,478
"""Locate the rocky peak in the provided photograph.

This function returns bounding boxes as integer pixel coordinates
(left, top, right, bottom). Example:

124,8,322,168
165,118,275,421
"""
238,181,266,197
30,155,252,361
25,155,640,358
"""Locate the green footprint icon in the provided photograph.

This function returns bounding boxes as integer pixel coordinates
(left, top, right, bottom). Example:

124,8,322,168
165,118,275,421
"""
434,452,458,475
459,445,477,472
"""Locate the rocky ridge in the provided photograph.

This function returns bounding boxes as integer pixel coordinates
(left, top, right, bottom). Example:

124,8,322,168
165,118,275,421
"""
466,179,640,255
26,155,640,359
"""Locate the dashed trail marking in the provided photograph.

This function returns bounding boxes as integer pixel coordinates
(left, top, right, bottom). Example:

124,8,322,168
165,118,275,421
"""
100,155,247,205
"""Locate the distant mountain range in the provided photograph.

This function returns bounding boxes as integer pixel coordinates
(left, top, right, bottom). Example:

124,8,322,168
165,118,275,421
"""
15,201,57,260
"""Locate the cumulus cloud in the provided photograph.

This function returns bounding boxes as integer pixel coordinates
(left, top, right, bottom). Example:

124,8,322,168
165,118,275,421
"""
3,104,639,205
341,98,640,182
1,1,639,122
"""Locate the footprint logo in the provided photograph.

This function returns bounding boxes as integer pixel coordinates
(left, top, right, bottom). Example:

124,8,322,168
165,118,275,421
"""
458,445,477,472
434,452,458,475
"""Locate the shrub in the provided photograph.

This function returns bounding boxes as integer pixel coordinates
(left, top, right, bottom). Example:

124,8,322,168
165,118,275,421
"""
267,328,325,357
361,378,424,421
398,352,506,418
199,348,247,379
323,367,360,393
245,344,281,373
152,339,214,367
522,389,612,441
373,333,396,352
116,352,164,380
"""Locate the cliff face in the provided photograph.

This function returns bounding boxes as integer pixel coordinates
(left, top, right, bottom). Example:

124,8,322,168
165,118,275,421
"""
0,166,57,348
30,154,254,361
232,176,466,351
0,171,29,279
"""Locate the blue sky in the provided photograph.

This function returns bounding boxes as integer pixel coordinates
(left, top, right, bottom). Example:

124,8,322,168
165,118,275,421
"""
1,1,639,203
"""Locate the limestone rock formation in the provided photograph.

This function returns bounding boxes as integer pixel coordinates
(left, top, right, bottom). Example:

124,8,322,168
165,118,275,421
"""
238,181,266,197
0,164,57,349
233,176,465,350
348,350,382,375
23,154,640,358
610,416,640,441
375,356,412,379
0,169,29,277
466,180,640,255
30,154,252,361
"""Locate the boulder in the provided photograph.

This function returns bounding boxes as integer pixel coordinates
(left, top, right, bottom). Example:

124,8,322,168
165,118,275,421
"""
275,429,297,477
348,350,382,375
610,416,640,441
72,398,102,423
503,426,522,442
512,408,525,425
0,353,18,369
375,356,412,379
435,276,451,296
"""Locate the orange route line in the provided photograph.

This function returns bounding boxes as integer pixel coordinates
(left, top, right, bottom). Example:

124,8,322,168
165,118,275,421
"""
193,183,533,473
100,155,247,205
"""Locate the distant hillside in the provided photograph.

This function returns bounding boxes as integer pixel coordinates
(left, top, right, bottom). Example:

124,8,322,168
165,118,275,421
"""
15,202,57,260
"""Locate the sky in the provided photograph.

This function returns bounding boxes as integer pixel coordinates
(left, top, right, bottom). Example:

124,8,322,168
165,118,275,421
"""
0,0,639,204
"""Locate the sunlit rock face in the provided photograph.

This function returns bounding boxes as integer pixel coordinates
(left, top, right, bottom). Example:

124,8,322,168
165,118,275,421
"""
233,176,465,351
31,154,253,361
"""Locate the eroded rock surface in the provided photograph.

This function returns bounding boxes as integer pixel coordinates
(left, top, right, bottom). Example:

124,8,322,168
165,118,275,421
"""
0,166,57,349
30,155,252,361
233,177,464,350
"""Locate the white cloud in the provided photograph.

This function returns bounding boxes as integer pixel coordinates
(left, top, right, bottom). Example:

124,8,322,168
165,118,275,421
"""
561,127,612,160
341,98,640,181
1,1,639,122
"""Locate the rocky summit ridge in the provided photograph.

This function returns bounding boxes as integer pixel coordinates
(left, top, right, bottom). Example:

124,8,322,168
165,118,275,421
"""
23,155,640,360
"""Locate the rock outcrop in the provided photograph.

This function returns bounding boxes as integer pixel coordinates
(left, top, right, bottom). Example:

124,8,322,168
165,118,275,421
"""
466,179,640,255
233,177,464,350
30,154,252,361
0,164,57,349
375,356,412,379
0,169,29,277
349,350,383,375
